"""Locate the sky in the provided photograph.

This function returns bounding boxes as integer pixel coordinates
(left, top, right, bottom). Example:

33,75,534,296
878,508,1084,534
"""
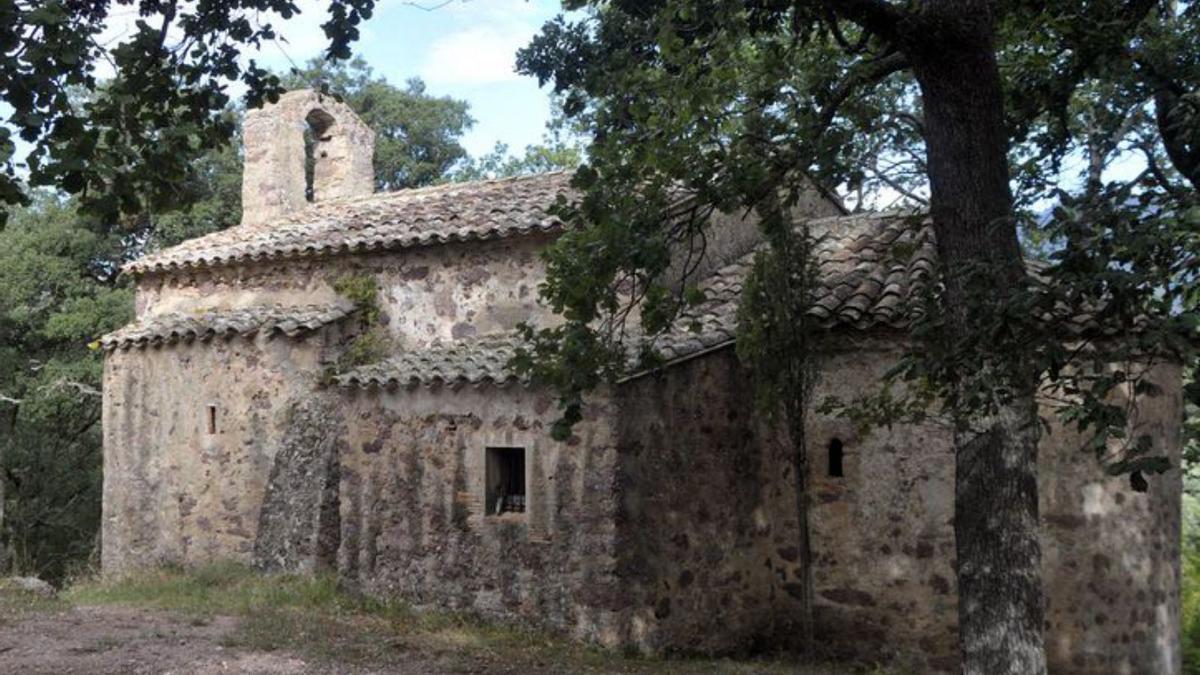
25,1,1147,200
252,0,567,159
95,0,568,159
0,2,568,174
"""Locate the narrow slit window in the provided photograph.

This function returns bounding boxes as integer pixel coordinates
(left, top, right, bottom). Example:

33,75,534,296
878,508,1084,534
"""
206,405,218,435
486,447,526,515
827,438,844,478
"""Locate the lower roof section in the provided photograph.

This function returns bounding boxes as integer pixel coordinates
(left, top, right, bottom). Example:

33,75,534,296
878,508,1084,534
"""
98,303,355,351
335,335,526,389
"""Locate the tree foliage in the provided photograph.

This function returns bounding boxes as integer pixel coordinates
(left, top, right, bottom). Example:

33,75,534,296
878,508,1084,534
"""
734,205,825,652
455,139,582,181
0,0,377,226
454,99,586,181
515,0,1198,487
0,194,132,581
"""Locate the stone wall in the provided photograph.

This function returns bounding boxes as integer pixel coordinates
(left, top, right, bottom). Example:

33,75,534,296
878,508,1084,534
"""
612,349,801,655
662,185,842,292
1039,361,1183,675
132,236,560,348
804,350,1184,674
609,343,1182,673
334,385,628,645
252,396,346,573
611,344,958,669
101,329,336,573
804,343,958,671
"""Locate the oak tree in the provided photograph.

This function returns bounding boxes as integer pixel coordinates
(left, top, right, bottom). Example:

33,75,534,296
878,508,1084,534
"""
516,2,1198,673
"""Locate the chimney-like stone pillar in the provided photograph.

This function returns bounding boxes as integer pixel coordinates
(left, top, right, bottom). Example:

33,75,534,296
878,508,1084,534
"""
241,89,375,226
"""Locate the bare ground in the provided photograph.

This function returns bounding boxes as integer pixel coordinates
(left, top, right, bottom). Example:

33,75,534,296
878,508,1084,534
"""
0,605,424,675
0,602,870,675
0,568,878,675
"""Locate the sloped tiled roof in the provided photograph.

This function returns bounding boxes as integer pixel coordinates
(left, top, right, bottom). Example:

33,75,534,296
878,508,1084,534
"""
124,172,574,276
99,303,354,351
336,335,526,389
338,211,934,389
641,210,933,363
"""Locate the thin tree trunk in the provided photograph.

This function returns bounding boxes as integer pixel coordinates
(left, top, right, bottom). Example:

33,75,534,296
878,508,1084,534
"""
792,418,815,657
0,446,6,574
904,9,1047,675
0,408,12,574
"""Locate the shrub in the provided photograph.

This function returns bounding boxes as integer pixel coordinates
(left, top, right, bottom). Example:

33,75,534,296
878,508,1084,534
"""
1183,493,1200,673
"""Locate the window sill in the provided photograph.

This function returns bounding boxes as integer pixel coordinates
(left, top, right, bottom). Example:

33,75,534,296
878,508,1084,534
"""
485,512,527,524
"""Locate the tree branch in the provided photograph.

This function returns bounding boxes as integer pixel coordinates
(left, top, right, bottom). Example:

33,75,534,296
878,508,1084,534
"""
822,0,904,44
1153,87,1200,190
41,380,102,399
817,51,909,135
1008,0,1159,141
402,0,456,10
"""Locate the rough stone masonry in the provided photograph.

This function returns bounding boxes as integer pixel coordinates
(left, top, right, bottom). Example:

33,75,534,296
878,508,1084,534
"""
101,89,1183,674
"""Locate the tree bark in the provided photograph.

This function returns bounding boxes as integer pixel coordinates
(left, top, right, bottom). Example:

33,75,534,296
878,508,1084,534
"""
1154,85,1200,190
902,8,1047,675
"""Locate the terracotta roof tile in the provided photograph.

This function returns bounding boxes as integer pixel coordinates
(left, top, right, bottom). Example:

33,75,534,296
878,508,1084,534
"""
100,303,354,351
335,335,526,389
641,211,933,364
124,172,574,275
337,211,935,388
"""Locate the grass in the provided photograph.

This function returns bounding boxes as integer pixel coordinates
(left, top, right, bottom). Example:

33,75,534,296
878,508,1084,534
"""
0,578,67,628
1184,493,1200,675
56,562,888,674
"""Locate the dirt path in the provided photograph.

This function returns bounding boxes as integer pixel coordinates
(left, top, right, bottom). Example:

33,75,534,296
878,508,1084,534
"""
0,605,468,675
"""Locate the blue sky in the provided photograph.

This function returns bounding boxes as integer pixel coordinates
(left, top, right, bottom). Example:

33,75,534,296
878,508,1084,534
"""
35,2,567,175
95,1,568,159
253,0,568,158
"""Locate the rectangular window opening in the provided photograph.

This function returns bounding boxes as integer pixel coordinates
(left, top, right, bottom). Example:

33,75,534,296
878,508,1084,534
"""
207,405,218,435
828,438,844,478
486,447,526,516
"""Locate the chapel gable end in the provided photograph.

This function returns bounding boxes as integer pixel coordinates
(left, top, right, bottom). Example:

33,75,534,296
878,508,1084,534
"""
241,89,375,225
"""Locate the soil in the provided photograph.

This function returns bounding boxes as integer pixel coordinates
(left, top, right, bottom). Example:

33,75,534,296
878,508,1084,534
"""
0,605,481,675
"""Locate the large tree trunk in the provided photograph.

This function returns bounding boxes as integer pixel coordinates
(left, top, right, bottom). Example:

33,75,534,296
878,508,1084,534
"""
904,10,1048,675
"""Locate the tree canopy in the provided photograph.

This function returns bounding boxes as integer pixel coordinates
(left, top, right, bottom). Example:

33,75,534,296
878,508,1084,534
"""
454,99,586,181
0,194,132,580
0,1,377,226
515,1,1197,417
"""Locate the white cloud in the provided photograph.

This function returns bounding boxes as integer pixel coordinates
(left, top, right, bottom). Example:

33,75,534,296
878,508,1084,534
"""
420,23,533,85
263,0,341,65
429,0,542,21
95,0,360,81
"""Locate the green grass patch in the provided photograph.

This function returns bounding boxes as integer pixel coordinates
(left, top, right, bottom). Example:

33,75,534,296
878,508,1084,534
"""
63,563,888,674
65,561,367,617
1183,493,1200,675
0,581,68,627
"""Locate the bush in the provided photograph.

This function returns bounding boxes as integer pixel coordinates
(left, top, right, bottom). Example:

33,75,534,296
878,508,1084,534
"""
1183,493,1200,673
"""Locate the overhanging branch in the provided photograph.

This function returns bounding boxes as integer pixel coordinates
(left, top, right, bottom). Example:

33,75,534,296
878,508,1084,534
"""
822,0,904,44
817,51,909,135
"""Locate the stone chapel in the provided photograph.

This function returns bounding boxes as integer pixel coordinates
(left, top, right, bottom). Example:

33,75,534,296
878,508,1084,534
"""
100,90,1183,673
